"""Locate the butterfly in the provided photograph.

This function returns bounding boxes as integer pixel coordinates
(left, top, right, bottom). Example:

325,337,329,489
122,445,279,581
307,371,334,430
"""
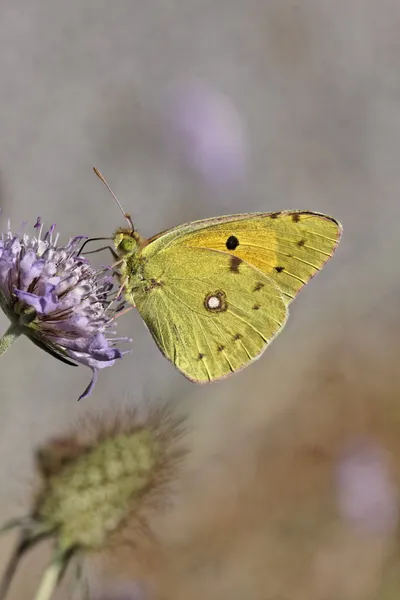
95,169,342,383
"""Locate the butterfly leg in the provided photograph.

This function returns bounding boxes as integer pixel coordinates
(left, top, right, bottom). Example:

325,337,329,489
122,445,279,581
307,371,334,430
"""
106,275,136,314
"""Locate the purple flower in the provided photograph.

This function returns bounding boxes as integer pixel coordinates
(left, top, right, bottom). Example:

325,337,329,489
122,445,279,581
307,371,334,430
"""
335,438,398,534
165,81,247,188
0,218,131,399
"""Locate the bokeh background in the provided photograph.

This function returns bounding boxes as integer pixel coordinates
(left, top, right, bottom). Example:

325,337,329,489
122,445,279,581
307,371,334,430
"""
1,1,400,598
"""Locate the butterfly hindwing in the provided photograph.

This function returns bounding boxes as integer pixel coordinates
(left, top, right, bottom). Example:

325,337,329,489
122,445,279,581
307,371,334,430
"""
133,246,288,382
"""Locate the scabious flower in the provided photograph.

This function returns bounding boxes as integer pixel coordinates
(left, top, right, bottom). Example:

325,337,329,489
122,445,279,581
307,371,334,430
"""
0,409,183,600
0,217,131,399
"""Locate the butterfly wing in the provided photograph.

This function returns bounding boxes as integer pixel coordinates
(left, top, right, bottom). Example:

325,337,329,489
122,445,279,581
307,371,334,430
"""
146,211,342,303
132,246,288,382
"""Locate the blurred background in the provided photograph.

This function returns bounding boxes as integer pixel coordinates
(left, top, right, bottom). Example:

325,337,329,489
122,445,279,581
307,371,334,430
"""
1,1,400,598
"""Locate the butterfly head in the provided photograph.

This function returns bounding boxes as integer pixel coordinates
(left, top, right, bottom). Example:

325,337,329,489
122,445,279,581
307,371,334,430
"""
113,227,148,260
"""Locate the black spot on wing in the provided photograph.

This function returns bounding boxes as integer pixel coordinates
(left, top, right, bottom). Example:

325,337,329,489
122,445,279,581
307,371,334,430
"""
297,239,306,247
226,235,239,250
254,282,264,292
229,255,242,273
274,266,285,273
292,214,301,222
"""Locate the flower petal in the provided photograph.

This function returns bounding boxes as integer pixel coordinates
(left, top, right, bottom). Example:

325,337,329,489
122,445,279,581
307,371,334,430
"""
14,289,59,315
78,369,98,401
19,254,45,289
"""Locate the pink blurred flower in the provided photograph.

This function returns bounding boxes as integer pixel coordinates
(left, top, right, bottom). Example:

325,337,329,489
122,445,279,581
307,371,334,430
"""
166,81,247,188
335,438,398,534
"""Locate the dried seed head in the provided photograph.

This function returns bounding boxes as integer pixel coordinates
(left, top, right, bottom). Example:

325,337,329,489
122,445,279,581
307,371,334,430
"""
34,410,183,551
0,409,185,600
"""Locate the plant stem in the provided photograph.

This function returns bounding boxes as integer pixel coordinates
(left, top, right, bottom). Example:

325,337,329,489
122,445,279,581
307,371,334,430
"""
0,323,21,357
0,531,41,600
33,555,66,600
0,537,25,600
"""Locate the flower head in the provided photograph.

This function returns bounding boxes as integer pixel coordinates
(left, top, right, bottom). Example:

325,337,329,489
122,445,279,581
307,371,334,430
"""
0,217,131,399
0,408,183,600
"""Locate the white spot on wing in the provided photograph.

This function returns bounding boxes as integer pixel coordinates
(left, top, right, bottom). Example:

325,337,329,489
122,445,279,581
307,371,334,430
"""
207,295,221,309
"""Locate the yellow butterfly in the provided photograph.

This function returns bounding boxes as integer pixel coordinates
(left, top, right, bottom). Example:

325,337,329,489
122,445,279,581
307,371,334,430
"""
95,169,342,383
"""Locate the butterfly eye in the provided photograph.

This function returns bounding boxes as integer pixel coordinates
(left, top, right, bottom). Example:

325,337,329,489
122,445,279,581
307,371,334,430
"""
118,237,137,255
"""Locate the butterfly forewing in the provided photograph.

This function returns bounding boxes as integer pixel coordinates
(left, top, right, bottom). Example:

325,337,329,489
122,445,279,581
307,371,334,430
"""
146,211,342,304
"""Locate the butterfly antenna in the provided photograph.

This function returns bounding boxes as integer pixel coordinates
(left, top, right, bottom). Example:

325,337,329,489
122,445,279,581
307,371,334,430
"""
93,167,134,231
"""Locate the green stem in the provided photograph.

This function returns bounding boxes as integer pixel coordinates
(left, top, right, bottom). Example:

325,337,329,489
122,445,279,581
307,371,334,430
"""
33,554,66,600
0,531,38,600
0,537,25,600
0,323,21,357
